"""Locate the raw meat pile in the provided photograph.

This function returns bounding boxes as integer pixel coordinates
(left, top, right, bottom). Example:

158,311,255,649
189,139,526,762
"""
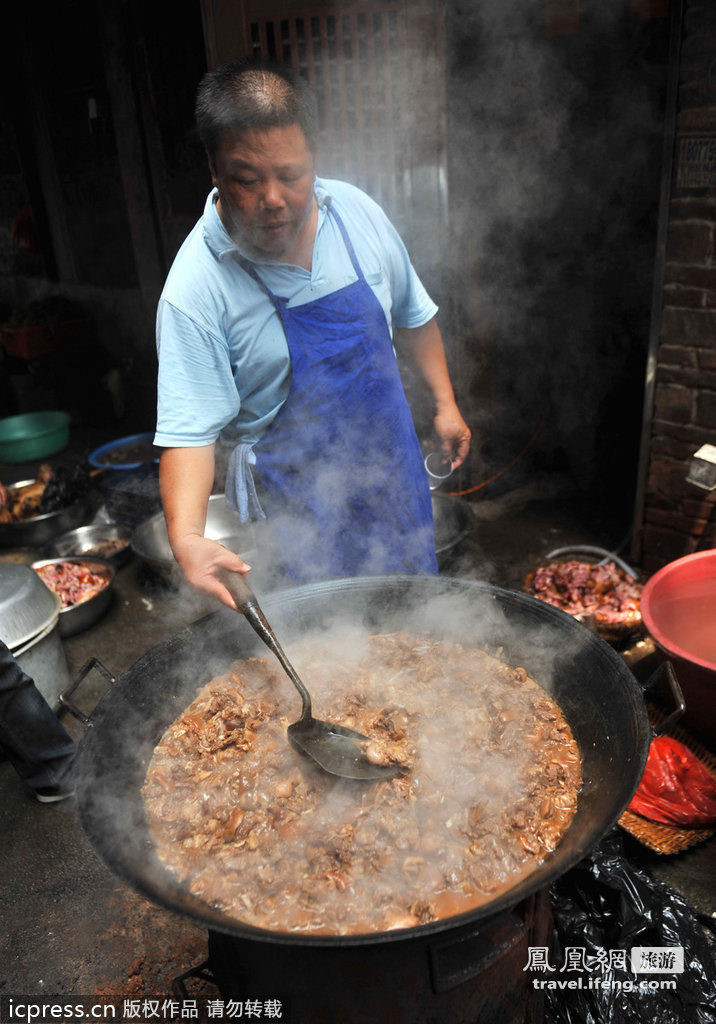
34,560,110,608
528,560,642,629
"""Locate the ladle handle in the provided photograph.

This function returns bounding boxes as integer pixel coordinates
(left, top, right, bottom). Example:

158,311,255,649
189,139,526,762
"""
223,572,313,722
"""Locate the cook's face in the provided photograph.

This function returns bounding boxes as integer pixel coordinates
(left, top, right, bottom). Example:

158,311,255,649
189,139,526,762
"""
211,123,316,262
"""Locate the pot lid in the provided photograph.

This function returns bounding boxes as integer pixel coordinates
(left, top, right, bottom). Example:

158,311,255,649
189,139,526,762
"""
0,562,61,651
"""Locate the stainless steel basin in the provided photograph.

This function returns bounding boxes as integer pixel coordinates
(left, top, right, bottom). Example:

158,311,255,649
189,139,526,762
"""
131,494,260,571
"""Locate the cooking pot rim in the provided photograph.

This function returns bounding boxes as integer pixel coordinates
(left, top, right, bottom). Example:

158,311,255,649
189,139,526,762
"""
73,573,652,947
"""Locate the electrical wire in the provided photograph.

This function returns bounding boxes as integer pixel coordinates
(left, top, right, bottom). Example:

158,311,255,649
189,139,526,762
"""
448,404,551,498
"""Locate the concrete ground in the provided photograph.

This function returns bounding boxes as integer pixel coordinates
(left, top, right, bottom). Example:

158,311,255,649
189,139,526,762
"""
1,442,714,1012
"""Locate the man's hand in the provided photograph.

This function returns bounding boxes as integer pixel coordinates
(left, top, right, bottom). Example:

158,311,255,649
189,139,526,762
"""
160,445,252,610
433,402,472,470
171,532,252,610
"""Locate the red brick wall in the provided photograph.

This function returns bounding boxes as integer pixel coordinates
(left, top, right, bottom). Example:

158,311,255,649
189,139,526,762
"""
641,0,716,573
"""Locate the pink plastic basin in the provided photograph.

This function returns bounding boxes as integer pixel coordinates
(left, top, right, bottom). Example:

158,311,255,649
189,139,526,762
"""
640,549,716,745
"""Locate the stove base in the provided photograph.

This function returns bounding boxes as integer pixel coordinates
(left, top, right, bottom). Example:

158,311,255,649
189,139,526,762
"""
207,890,551,1024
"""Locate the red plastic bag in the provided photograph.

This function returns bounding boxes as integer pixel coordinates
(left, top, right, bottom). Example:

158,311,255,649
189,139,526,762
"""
627,735,716,827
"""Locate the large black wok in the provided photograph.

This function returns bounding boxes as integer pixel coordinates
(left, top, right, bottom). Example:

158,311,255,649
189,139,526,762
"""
68,574,653,949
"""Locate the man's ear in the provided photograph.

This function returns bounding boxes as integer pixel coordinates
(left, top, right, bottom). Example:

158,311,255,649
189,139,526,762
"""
207,153,218,187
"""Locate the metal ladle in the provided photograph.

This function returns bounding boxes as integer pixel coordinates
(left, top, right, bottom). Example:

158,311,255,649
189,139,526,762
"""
224,573,398,780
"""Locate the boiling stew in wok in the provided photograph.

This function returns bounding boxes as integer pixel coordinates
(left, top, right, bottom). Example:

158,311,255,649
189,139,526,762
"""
143,632,582,935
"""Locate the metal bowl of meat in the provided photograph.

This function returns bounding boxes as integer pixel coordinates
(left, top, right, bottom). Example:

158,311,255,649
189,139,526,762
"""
0,479,89,548
50,522,133,568
31,556,115,637
0,464,92,548
524,545,644,644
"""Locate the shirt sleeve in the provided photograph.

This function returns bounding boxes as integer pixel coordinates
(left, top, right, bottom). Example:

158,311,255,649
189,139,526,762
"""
378,208,438,329
154,299,240,447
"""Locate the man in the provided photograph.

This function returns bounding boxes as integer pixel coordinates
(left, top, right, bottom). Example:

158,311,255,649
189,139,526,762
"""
155,57,470,608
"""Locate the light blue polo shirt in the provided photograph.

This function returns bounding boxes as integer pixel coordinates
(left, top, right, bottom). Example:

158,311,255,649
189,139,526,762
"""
154,178,438,448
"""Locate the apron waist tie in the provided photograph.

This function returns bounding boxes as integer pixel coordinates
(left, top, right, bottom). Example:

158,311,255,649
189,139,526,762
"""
225,442,266,523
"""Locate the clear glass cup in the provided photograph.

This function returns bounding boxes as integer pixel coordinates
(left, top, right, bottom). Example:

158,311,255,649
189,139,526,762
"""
424,452,453,490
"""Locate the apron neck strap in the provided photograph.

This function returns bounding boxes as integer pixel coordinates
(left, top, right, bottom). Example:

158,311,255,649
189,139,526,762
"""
327,202,365,282
238,256,277,300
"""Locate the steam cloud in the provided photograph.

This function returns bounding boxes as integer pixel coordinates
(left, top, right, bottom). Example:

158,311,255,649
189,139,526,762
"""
428,2,666,503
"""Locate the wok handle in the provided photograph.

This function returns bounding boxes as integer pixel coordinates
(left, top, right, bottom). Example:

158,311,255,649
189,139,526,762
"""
59,657,116,724
223,572,313,723
639,660,686,736
222,569,261,616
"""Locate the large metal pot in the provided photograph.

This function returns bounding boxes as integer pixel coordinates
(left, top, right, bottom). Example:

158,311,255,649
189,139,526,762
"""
0,562,70,709
12,617,70,711
67,574,653,950
431,492,471,565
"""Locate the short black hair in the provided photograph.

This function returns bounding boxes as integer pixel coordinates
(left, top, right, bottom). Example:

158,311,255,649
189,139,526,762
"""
195,56,319,163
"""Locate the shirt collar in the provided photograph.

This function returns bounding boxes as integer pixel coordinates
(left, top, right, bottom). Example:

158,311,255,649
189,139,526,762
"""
203,183,332,264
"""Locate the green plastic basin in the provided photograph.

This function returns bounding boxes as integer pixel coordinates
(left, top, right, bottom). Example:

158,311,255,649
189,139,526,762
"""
0,411,71,463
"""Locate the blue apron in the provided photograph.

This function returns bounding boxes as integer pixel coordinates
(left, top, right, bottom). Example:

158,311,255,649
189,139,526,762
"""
236,204,437,584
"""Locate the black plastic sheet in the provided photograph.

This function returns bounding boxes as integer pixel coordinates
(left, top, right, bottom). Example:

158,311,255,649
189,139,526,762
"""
544,829,716,1024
